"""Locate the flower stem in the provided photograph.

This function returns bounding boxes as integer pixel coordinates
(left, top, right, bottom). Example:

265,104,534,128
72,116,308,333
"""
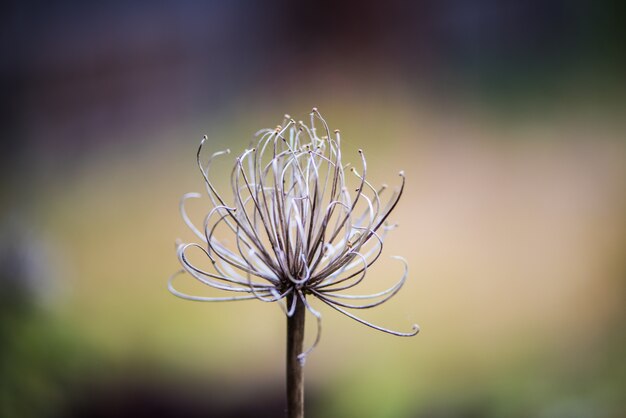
286,294,306,418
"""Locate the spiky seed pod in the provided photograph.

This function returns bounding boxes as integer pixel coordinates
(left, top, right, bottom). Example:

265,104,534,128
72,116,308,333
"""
170,108,419,361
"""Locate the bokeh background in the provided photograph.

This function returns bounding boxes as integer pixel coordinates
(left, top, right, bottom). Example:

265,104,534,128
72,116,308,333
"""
1,1,625,417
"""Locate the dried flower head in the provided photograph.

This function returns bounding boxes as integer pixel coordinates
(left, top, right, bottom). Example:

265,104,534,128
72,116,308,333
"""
170,108,418,360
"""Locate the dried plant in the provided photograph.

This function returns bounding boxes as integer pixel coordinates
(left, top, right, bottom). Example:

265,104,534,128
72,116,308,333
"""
170,108,418,418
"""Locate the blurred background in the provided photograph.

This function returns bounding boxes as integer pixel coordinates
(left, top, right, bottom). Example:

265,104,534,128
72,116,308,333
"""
1,1,625,417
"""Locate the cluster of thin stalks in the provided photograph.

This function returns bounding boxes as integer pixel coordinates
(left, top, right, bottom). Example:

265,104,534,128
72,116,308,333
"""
170,108,419,363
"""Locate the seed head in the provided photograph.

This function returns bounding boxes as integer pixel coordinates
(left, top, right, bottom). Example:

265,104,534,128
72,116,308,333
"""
170,109,419,360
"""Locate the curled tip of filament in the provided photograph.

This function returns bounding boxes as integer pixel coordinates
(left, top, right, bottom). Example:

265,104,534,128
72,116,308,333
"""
275,125,282,131
225,149,231,154
284,114,290,118
412,324,421,334
312,107,318,112
334,129,340,133
399,170,405,177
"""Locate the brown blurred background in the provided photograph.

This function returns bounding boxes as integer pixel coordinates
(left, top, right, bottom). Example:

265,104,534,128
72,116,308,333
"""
1,1,625,417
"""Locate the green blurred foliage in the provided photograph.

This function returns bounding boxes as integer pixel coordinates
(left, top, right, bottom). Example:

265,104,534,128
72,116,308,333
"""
0,309,99,418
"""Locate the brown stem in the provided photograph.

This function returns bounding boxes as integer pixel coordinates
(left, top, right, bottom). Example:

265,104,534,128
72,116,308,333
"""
286,294,306,418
